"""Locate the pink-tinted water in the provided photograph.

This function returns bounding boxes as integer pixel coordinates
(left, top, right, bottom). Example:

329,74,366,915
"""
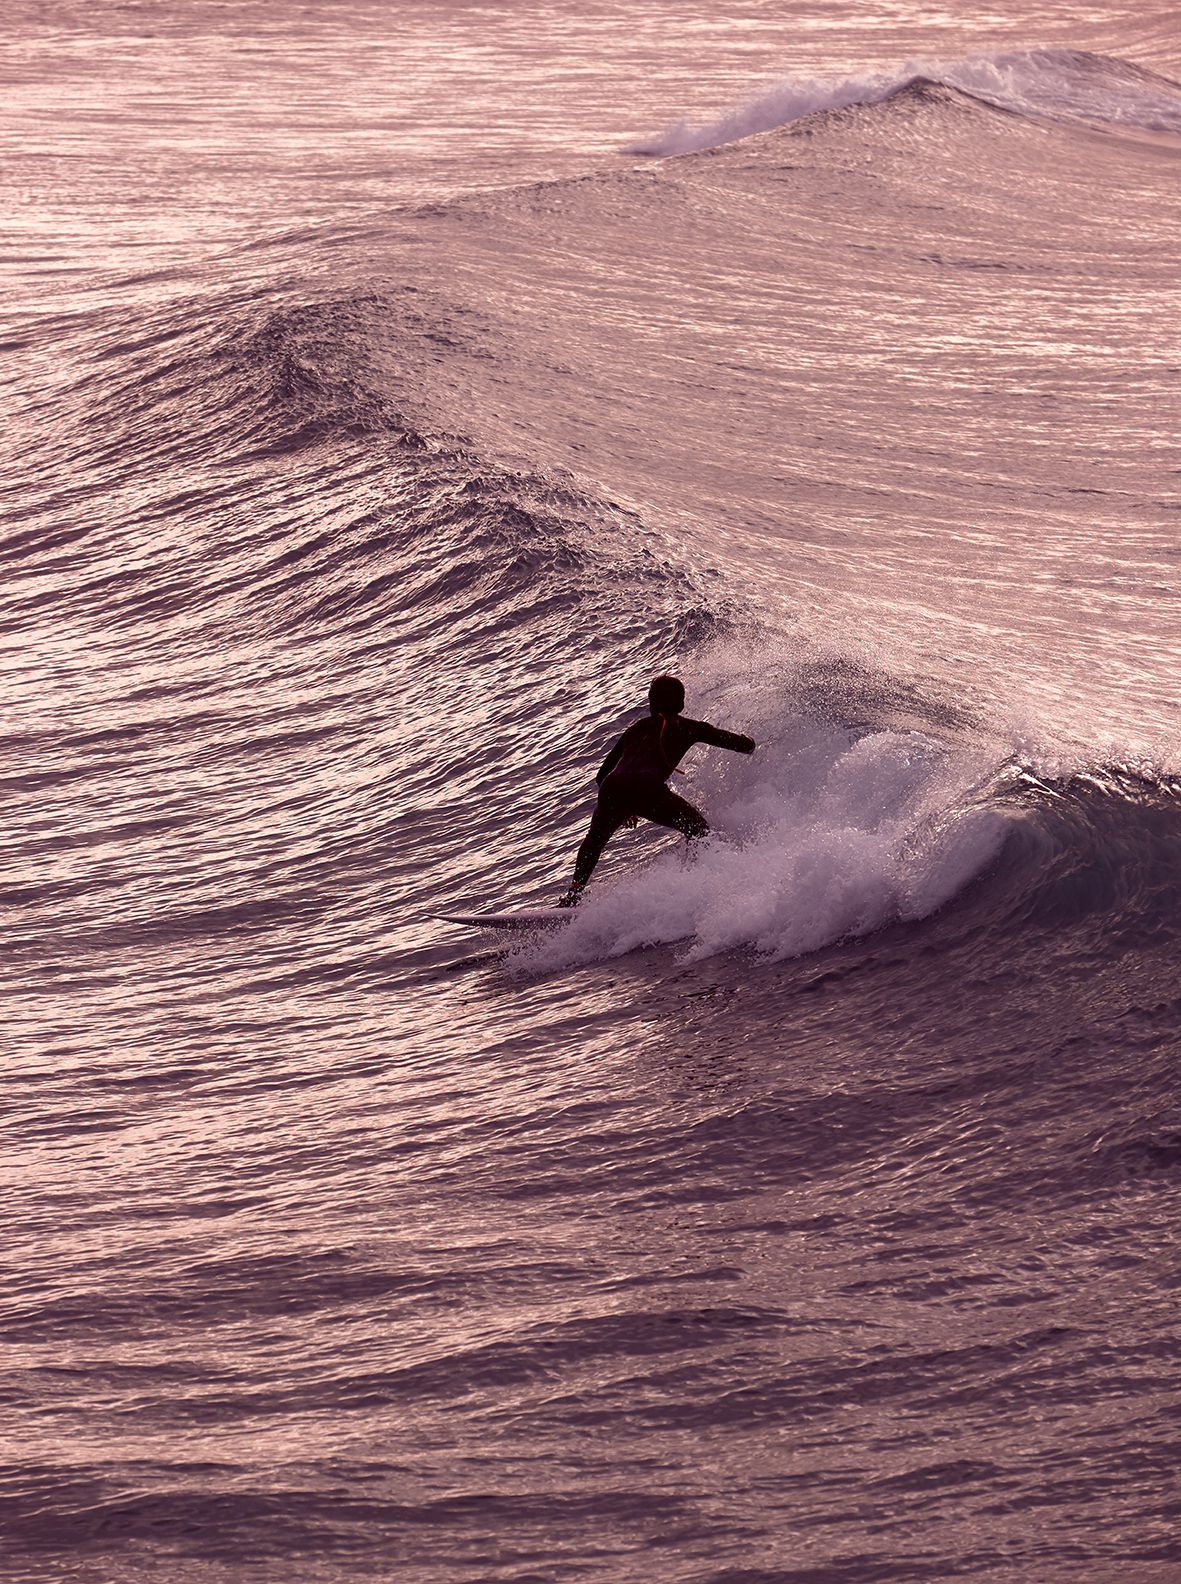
2,4,1179,1581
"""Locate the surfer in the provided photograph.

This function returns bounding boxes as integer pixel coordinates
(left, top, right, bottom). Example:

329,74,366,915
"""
558,675,755,907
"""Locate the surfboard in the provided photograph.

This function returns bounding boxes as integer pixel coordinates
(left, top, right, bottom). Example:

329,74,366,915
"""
437,907,575,932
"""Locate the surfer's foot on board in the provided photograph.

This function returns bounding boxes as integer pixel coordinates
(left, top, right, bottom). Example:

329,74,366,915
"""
556,886,583,909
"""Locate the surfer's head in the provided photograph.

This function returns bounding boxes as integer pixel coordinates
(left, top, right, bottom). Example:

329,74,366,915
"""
648,675,685,716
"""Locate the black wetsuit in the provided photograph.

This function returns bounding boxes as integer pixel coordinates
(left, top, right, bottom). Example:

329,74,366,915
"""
568,713,755,892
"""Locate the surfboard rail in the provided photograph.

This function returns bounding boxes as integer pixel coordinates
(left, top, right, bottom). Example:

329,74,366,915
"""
437,908,574,932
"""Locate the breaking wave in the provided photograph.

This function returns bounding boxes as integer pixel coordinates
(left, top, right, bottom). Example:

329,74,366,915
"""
516,663,1181,971
628,47,1181,155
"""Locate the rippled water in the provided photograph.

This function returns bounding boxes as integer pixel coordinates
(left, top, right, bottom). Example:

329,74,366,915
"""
3,3,1180,1581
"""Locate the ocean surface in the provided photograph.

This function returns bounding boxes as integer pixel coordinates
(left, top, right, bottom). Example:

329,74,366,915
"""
3,2,1180,1580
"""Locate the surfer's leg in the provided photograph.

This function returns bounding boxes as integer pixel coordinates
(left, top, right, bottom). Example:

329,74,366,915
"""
641,784,710,843
559,798,628,905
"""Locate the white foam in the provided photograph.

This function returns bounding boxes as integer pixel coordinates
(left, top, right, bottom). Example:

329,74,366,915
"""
627,49,1181,157
521,707,1009,971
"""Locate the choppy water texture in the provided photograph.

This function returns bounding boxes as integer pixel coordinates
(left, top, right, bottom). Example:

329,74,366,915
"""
2,3,1180,1581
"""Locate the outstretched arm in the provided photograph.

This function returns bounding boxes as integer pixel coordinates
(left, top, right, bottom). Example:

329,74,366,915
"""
695,721,756,755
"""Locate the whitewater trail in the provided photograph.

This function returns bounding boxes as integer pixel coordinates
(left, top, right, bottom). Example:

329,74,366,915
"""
520,680,1012,968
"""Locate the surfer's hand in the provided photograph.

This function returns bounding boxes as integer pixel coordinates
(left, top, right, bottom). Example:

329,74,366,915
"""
622,815,639,829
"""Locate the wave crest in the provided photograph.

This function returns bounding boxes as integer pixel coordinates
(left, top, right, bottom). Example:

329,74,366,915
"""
627,49,1181,157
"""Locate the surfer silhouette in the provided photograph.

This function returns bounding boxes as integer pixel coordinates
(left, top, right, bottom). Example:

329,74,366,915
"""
558,675,755,907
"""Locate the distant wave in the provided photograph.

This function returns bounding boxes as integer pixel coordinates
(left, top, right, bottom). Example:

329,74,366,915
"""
627,48,1181,156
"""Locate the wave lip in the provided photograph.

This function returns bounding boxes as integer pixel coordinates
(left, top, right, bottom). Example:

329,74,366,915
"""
626,49,1181,156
